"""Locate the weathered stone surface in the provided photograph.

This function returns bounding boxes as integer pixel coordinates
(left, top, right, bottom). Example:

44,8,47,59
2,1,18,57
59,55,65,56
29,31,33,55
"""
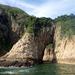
55,25,75,64
43,47,54,62
3,33,38,60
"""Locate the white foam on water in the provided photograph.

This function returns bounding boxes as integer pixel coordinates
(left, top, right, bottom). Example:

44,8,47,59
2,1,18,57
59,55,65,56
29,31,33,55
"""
0,66,34,75
0,68,32,75
19,69,30,73
0,71,16,74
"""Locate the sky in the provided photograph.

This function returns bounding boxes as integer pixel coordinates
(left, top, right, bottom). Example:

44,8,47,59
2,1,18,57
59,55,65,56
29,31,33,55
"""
0,0,75,19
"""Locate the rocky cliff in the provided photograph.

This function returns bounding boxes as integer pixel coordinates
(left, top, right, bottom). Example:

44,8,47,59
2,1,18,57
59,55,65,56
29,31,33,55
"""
0,19,55,66
0,4,75,66
0,4,55,66
55,16,75,64
0,4,29,56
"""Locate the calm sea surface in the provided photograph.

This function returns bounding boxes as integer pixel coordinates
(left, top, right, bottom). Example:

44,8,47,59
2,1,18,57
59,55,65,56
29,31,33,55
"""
0,63,75,75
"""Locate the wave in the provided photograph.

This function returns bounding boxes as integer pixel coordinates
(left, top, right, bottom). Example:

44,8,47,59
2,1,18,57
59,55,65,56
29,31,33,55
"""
0,67,32,75
0,71,16,74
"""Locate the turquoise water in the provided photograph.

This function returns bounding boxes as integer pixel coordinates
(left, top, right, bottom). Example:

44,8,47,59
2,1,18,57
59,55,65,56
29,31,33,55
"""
0,64,75,75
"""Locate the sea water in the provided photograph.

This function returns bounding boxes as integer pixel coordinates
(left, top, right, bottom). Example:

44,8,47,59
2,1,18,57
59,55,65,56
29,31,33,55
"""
0,63,75,75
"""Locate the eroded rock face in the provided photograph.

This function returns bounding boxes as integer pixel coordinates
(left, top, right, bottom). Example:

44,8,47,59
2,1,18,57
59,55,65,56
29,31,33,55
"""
43,47,54,62
1,33,38,65
55,25,75,64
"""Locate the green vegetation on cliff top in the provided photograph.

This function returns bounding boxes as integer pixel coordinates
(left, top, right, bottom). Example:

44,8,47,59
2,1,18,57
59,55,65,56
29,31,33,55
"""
0,4,75,37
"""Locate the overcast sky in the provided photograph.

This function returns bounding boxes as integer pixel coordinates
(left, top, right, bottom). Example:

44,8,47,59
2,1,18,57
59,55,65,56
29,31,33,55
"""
0,0,75,18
